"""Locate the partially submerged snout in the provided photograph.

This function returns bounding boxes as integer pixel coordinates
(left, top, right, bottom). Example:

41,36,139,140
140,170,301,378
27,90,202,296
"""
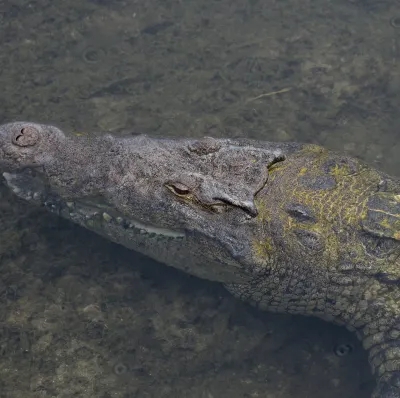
0,121,66,172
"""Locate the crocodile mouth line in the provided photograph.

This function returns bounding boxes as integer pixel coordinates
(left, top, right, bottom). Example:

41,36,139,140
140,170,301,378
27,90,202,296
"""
2,171,185,240
75,200,185,238
54,198,186,240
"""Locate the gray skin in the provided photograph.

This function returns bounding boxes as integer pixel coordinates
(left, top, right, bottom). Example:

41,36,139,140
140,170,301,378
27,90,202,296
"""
0,122,400,398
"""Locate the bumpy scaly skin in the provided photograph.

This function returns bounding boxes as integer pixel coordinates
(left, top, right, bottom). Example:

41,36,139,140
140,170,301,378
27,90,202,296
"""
0,122,399,397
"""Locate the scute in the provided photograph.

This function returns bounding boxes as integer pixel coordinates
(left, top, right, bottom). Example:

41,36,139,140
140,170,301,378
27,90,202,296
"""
361,192,400,240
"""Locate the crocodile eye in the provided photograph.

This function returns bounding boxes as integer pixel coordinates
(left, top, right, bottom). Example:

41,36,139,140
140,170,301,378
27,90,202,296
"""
166,183,191,197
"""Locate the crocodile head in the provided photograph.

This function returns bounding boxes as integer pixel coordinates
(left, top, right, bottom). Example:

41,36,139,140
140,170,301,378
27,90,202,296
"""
0,121,290,282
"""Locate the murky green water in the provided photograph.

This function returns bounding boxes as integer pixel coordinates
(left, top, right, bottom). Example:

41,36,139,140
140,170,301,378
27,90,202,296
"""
1,0,399,396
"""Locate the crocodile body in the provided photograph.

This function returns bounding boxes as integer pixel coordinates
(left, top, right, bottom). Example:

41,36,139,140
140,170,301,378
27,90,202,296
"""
0,122,399,397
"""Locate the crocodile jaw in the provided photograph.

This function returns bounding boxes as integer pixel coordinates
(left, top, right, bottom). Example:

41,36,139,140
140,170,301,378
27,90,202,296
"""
1,169,249,283
2,170,185,240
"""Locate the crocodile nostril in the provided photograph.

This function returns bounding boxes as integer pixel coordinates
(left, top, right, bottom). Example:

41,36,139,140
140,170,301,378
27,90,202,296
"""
12,126,40,147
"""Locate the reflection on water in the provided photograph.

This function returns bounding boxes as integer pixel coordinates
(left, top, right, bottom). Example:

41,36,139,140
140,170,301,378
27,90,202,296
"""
0,0,398,396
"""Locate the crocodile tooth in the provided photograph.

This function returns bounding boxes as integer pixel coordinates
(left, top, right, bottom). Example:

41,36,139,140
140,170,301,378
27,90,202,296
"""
102,212,112,222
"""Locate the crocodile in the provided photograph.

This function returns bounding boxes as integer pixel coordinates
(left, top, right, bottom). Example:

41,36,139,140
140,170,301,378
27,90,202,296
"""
0,121,399,397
